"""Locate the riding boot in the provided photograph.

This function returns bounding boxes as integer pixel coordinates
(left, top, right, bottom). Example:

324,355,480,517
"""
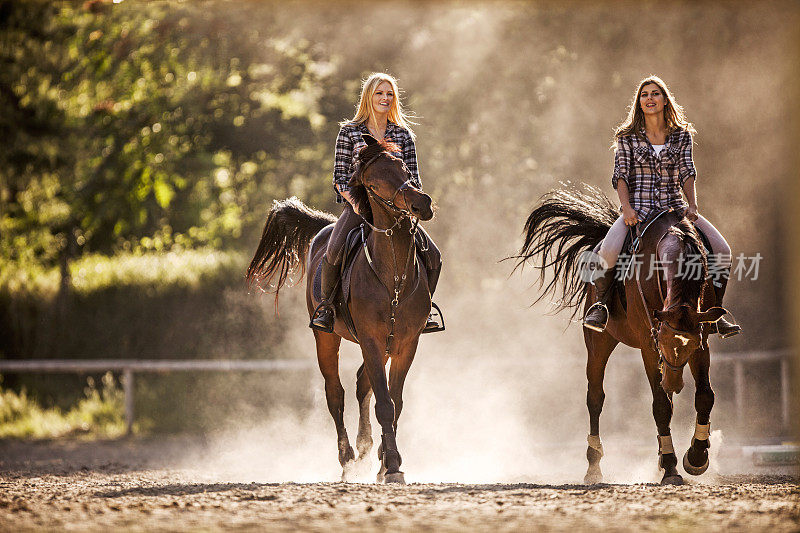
422,263,444,333
309,257,339,333
582,268,615,332
707,275,741,338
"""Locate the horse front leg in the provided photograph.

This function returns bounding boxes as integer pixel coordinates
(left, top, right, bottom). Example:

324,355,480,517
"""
355,363,374,460
642,347,683,485
313,330,355,475
685,343,714,475
388,340,417,432
584,329,617,484
360,338,404,484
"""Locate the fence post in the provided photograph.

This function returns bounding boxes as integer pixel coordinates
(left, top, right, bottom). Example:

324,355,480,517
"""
123,368,134,435
780,358,791,433
734,360,745,432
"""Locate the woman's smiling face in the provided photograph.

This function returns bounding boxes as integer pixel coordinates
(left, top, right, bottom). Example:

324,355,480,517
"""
371,81,394,117
639,82,666,116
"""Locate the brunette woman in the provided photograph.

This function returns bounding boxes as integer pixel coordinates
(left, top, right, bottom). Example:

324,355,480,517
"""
583,75,740,338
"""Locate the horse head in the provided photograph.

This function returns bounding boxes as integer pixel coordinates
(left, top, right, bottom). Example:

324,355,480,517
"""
653,304,727,394
348,134,433,221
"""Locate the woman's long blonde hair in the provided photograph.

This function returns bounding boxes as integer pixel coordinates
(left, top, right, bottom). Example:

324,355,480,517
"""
614,75,695,140
341,72,417,139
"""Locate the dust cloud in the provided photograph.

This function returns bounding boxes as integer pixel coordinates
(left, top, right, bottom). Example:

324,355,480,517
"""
184,2,797,484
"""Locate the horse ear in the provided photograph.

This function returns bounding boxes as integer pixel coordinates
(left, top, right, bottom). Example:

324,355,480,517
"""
654,306,689,323
697,307,727,323
653,308,677,322
362,133,378,146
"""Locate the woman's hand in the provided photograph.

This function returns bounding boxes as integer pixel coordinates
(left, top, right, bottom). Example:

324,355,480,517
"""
340,190,359,215
622,205,639,226
685,204,698,222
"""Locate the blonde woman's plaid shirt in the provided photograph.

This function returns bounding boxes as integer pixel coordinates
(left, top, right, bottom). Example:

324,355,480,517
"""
333,121,421,203
612,127,697,220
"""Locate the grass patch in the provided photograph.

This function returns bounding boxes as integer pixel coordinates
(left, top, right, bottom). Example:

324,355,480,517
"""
0,373,126,439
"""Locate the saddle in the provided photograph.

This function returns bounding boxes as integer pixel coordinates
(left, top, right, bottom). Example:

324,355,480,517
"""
620,208,712,258
312,225,430,342
611,208,713,310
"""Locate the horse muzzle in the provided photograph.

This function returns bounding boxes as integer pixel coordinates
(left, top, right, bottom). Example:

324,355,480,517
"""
660,364,685,395
409,193,434,221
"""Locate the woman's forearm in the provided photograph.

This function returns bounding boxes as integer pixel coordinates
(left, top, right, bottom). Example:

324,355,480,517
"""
616,180,633,209
682,177,697,208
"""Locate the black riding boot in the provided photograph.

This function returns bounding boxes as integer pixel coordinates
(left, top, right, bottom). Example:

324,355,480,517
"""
309,257,339,333
708,275,741,338
422,263,444,333
582,268,615,332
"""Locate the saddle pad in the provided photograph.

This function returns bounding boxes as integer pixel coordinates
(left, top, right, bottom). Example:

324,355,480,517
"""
311,247,359,341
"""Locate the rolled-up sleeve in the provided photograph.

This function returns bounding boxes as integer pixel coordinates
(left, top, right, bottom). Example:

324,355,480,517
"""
402,133,422,189
678,130,697,185
333,127,353,198
611,137,632,190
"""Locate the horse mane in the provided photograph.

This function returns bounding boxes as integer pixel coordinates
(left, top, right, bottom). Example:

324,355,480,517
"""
347,140,402,221
665,219,708,307
510,183,619,318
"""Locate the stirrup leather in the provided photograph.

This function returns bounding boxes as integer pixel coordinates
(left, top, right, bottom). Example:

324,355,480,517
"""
421,302,445,334
582,302,609,332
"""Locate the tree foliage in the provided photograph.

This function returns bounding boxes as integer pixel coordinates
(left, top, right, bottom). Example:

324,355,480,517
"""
0,0,341,271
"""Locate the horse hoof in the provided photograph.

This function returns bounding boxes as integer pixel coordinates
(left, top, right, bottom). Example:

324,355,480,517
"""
683,450,709,475
341,460,359,482
584,471,603,485
383,471,406,484
661,474,684,486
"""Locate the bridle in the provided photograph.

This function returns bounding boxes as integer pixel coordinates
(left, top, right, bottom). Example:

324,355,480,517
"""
355,150,428,356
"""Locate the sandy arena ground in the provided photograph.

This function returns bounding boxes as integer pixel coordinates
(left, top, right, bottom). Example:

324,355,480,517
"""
0,437,798,532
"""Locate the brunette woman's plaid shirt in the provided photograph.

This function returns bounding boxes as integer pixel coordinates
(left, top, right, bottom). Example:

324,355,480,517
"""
333,121,421,203
611,127,696,220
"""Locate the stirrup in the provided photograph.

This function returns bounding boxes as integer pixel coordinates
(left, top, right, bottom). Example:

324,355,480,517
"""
309,302,335,333
422,302,445,334
582,302,609,332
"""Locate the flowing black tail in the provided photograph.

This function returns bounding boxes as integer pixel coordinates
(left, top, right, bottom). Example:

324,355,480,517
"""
246,197,337,305
511,183,619,318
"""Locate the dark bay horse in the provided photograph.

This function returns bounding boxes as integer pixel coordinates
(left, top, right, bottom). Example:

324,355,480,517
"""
246,136,435,484
514,184,728,485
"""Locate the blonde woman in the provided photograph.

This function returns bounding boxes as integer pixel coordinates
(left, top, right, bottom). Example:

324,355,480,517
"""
583,75,740,338
310,73,442,333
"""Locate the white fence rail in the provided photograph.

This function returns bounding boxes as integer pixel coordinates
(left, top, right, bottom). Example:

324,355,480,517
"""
0,359,317,434
0,349,794,434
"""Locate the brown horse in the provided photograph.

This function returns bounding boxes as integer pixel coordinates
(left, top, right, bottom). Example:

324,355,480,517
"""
514,184,728,485
246,136,435,483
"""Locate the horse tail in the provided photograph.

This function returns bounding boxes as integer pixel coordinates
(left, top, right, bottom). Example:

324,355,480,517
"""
246,197,337,304
511,183,619,317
